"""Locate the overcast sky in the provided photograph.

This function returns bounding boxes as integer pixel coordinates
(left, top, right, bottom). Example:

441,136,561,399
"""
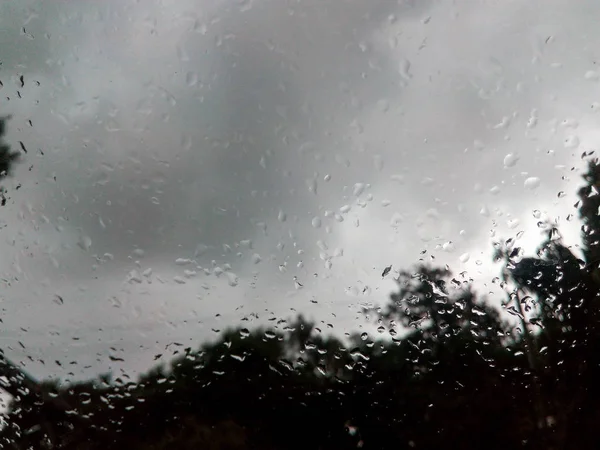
1,0,600,383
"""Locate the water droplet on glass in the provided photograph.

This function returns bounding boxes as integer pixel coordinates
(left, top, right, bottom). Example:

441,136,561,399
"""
226,272,239,287
503,153,519,167
390,213,404,227
527,116,538,128
442,241,455,252
564,135,580,149
507,218,520,229
353,183,366,197
399,58,412,81
264,330,276,340
524,177,541,190
128,270,143,284
77,235,92,251
185,71,198,87
561,118,579,128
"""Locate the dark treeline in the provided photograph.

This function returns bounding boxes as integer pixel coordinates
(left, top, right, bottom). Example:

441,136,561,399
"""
2,117,600,449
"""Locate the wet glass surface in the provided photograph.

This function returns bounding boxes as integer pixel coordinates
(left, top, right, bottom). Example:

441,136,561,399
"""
1,1,600,449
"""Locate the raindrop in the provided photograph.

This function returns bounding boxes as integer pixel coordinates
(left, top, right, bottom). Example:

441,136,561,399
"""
177,44,190,62
128,270,143,284
399,58,412,81
185,71,198,87
507,218,520,229
561,118,579,128
442,241,455,252
353,183,366,196
390,213,404,227
564,135,580,149
264,330,276,339
527,116,538,128
77,235,92,251
459,253,470,263
311,217,322,228
524,177,541,190
503,153,519,167
382,265,392,277
226,272,239,287
360,332,368,341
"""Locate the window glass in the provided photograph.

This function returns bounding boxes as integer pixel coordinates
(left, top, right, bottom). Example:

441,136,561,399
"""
1,1,599,449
